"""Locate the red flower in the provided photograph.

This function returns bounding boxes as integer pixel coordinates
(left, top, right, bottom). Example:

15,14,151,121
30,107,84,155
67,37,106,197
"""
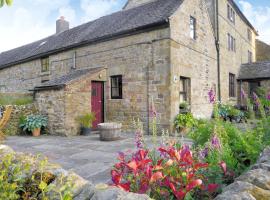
150,172,164,183
186,179,202,192
207,183,219,193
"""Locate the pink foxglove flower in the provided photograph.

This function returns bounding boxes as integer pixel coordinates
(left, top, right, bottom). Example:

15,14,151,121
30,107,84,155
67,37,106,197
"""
149,98,157,118
208,89,216,104
253,92,260,106
240,88,247,99
211,135,221,149
267,92,270,101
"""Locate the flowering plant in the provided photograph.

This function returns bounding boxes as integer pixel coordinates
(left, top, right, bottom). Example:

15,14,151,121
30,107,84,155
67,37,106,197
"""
111,146,221,199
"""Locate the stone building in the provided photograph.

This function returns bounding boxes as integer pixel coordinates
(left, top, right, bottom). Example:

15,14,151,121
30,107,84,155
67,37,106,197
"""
0,0,258,136
238,61,270,104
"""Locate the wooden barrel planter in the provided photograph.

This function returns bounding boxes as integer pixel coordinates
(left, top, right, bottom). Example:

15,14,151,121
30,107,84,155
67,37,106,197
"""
98,123,122,141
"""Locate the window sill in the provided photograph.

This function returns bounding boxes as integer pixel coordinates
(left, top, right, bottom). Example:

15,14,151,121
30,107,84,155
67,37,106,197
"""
41,71,50,76
229,97,237,101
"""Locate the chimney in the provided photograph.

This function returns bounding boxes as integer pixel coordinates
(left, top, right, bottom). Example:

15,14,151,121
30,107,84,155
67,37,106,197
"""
56,16,69,34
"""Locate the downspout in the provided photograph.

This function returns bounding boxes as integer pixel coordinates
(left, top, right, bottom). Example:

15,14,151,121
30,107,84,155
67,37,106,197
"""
147,41,154,135
215,0,221,102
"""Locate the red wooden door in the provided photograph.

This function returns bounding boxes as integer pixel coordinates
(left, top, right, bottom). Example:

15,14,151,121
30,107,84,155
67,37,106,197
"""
91,82,104,129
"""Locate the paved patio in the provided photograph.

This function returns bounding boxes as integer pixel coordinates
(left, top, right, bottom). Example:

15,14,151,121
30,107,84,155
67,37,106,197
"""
5,134,193,184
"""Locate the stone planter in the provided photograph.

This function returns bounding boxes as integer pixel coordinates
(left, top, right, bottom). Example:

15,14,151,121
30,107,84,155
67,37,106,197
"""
98,123,122,141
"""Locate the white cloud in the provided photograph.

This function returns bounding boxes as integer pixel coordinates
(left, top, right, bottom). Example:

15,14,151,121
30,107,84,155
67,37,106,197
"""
80,0,119,23
0,0,123,53
239,1,270,44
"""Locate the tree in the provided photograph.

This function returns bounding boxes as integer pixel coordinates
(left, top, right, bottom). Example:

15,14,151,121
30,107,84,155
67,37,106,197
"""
0,0,13,7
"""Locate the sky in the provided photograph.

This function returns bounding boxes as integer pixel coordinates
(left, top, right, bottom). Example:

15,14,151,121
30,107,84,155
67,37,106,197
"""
0,0,269,53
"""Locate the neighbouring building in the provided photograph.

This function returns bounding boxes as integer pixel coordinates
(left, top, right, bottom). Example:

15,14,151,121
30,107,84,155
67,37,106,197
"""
256,39,270,62
0,0,258,136
238,61,270,105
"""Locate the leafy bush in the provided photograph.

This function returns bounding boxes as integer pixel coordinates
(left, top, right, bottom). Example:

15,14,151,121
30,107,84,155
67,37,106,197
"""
76,113,95,128
111,147,222,199
0,152,72,200
217,104,245,123
189,120,264,178
20,114,48,132
174,113,197,133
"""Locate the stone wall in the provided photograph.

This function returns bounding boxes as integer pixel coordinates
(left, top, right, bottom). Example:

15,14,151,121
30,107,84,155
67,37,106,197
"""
1,104,37,135
170,0,218,119
215,147,270,200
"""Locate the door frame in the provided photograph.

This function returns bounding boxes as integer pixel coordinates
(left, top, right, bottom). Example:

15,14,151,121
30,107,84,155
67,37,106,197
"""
91,81,105,128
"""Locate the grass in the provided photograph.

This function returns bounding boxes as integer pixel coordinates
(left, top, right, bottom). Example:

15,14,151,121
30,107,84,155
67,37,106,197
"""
0,95,33,105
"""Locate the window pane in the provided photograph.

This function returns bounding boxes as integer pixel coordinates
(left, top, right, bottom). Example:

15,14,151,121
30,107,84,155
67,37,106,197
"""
112,88,120,97
111,75,122,99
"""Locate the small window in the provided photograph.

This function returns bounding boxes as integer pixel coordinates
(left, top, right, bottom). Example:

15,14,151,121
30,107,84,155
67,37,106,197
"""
229,73,236,97
227,33,236,52
248,50,253,63
227,4,235,24
190,16,196,40
41,57,49,72
247,29,252,41
111,75,122,99
180,76,191,104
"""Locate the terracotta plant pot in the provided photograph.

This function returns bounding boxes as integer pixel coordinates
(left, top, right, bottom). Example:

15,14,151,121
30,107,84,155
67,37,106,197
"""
32,128,41,137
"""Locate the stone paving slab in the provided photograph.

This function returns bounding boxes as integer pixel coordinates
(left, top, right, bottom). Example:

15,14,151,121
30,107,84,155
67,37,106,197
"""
5,134,192,184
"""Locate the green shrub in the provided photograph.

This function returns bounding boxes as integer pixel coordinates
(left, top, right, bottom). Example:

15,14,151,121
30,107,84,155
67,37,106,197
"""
174,113,197,132
76,113,96,128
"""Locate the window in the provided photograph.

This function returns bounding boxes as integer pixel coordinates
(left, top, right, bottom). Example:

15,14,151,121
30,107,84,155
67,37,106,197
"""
41,57,49,72
248,50,253,63
190,16,196,40
247,29,252,42
227,33,236,52
111,75,122,99
180,77,191,104
227,4,235,24
229,73,236,97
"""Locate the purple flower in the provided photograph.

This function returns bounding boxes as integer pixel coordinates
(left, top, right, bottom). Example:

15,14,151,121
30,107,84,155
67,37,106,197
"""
208,89,216,104
267,92,270,101
211,135,221,149
199,147,209,159
253,92,260,106
241,88,247,99
135,129,143,149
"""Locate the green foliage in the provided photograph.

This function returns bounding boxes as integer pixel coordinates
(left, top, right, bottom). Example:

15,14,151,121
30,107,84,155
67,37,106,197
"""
0,95,33,105
0,152,73,200
189,119,264,179
20,114,48,132
0,0,13,7
174,113,197,131
179,101,189,110
217,104,245,122
76,112,95,128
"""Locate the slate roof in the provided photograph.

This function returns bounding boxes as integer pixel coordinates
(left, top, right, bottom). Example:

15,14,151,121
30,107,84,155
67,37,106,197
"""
0,0,182,70
33,67,104,91
238,61,270,80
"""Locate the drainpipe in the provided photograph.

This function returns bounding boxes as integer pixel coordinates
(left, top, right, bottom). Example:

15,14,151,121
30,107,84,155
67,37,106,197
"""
215,0,221,102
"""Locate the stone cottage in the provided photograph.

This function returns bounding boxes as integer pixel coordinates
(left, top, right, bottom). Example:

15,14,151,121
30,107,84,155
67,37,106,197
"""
238,61,270,104
0,0,257,136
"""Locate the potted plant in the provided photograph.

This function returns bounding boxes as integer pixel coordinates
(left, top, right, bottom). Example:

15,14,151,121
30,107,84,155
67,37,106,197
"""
76,112,96,136
174,113,196,136
19,115,48,137
179,102,190,114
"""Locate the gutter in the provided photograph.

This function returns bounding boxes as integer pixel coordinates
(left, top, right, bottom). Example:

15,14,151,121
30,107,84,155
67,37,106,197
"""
215,0,221,102
30,84,65,91
0,20,169,70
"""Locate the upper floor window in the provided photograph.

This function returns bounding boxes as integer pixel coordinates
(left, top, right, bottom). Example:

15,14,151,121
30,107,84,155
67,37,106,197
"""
227,33,236,52
229,73,236,97
247,29,252,42
248,51,253,63
190,16,197,40
41,57,49,72
111,75,122,99
227,4,235,24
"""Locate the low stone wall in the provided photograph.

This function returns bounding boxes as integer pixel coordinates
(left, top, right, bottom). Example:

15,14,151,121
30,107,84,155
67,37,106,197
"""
1,104,37,135
0,145,151,200
215,147,270,200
